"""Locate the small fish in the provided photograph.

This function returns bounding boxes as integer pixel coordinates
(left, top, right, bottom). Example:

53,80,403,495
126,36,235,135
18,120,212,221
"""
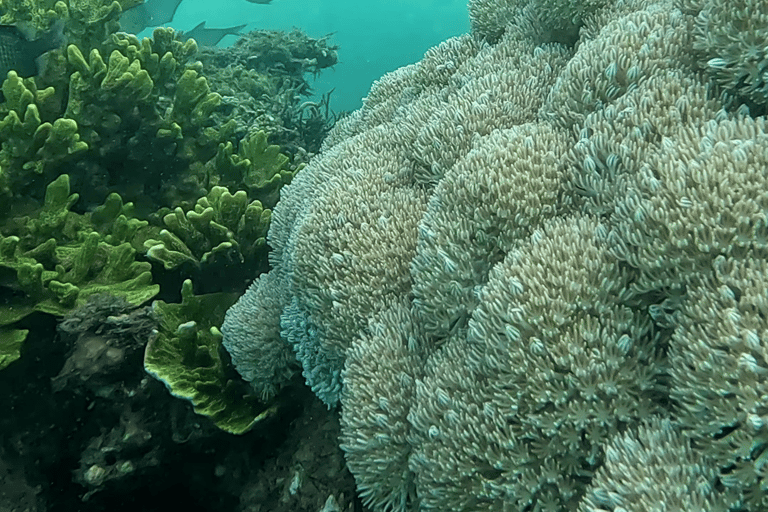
245,0,272,4
119,0,184,34
0,20,65,79
181,21,247,47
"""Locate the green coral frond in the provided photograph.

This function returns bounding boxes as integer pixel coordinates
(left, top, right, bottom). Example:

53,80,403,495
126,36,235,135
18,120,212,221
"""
144,279,273,434
143,187,270,282
0,176,158,325
213,130,298,208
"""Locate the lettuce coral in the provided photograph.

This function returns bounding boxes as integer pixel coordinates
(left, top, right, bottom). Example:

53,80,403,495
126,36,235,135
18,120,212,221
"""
212,130,297,209
143,185,271,290
0,328,27,370
0,71,88,197
0,24,233,211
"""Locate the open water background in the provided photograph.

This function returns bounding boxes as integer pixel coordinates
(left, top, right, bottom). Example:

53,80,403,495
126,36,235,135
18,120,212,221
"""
136,0,470,113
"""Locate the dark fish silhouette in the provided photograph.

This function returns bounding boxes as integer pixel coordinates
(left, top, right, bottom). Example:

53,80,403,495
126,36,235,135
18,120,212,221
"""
119,0,183,34
245,0,272,3
181,21,247,47
0,20,65,79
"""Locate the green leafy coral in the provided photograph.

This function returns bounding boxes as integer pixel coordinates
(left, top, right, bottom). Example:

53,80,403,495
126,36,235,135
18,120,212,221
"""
60,30,223,209
0,25,235,211
211,130,298,209
0,175,160,375
143,185,271,289
144,279,274,434
0,2,304,442
0,0,141,62
0,175,158,328
0,71,88,197
0,328,27,370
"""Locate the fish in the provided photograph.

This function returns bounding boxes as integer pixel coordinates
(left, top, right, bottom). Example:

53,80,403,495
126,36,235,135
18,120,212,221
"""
180,21,247,47
245,0,272,3
0,20,65,79
119,0,183,34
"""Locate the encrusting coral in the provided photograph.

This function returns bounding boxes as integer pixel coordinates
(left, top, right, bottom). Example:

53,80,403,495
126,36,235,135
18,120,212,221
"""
223,0,768,509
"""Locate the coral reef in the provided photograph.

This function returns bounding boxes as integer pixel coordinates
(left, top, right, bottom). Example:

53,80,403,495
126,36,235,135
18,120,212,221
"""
223,0,768,510
0,7,303,375
0,0,338,509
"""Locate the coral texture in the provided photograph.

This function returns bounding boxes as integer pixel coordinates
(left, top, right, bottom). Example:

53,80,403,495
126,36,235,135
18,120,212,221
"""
143,185,272,288
578,417,734,511
223,0,768,510
692,0,768,113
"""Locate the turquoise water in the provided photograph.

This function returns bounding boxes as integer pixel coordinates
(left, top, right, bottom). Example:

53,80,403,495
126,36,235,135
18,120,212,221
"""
141,0,469,112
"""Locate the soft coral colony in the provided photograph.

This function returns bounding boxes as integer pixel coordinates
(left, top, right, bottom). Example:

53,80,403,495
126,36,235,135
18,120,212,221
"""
222,0,768,510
